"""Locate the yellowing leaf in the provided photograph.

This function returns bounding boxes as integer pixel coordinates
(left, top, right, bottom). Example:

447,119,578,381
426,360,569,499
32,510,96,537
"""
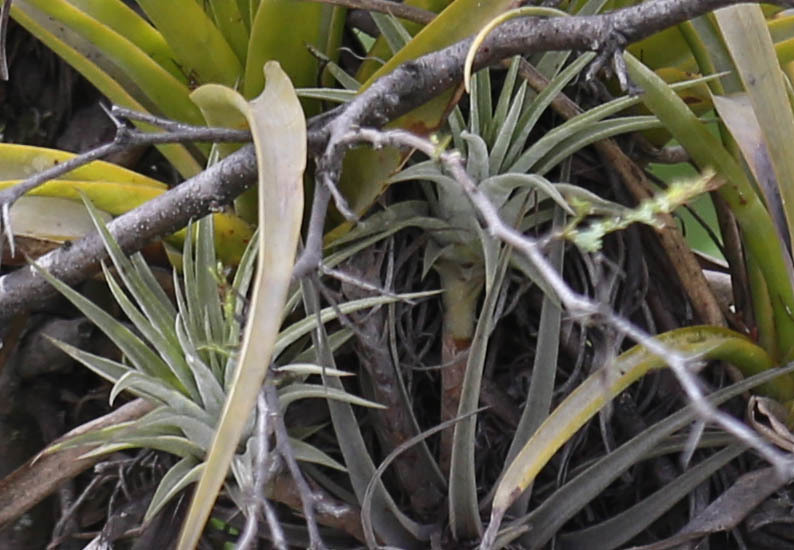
9,195,112,243
0,144,166,187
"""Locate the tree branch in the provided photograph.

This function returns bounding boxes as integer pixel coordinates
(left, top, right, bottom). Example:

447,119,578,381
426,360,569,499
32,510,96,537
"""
0,145,257,321
1,0,791,319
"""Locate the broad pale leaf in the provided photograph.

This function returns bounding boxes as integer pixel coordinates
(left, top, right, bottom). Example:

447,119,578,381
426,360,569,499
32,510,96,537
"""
177,61,306,549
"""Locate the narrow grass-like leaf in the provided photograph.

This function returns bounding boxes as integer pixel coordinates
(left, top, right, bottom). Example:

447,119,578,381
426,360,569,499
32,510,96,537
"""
481,326,787,548
509,92,642,174
285,329,354,366
449,246,511,539
296,87,356,102
289,438,347,472
139,409,216,452
109,372,209,422
195,217,225,374
175,313,226,418
300,280,422,548
506,208,564,517
81,436,204,460
480,173,571,213
371,12,412,55
473,68,493,142
517,362,794,549
489,79,527,175
278,383,385,411
275,363,352,378
33,263,177,386
102,263,196,399
83,196,178,340
490,56,521,138
502,52,595,170
556,444,745,550
533,116,662,175
131,256,174,313
274,291,438,357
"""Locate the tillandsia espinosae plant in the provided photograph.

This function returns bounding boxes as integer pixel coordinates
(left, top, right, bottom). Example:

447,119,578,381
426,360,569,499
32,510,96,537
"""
6,1,794,549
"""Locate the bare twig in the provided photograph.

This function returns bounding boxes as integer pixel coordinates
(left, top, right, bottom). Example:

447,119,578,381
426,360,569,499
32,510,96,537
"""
0,106,250,255
2,0,792,321
110,106,250,139
0,0,11,81
0,398,154,528
0,144,258,321
265,384,327,550
298,0,794,276
236,391,284,550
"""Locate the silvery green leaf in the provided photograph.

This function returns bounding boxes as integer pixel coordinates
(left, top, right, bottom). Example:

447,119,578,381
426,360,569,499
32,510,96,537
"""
480,173,572,213
509,92,647,174
328,201,430,247
81,195,178,338
371,12,411,55
278,383,386,411
290,437,347,471
275,363,353,378
80,435,203,460
141,408,216,451
46,338,131,386
510,253,560,305
287,329,354,366
102,263,196,398
534,116,661,175
175,313,226,418
477,67,494,142
448,105,466,153
448,245,511,536
462,131,489,183
44,421,137,453
323,60,361,90
491,56,521,138
145,457,203,522
180,221,203,349
468,68,492,140
554,183,630,216
300,281,421,546
132,254,174,311
33,264,173,383
386,160,450,185
423,241,455,279
109,370,211,423
503,52,595,170
195,216,225,374
274,291,439,358
476,223,500,293
489,79,527,175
